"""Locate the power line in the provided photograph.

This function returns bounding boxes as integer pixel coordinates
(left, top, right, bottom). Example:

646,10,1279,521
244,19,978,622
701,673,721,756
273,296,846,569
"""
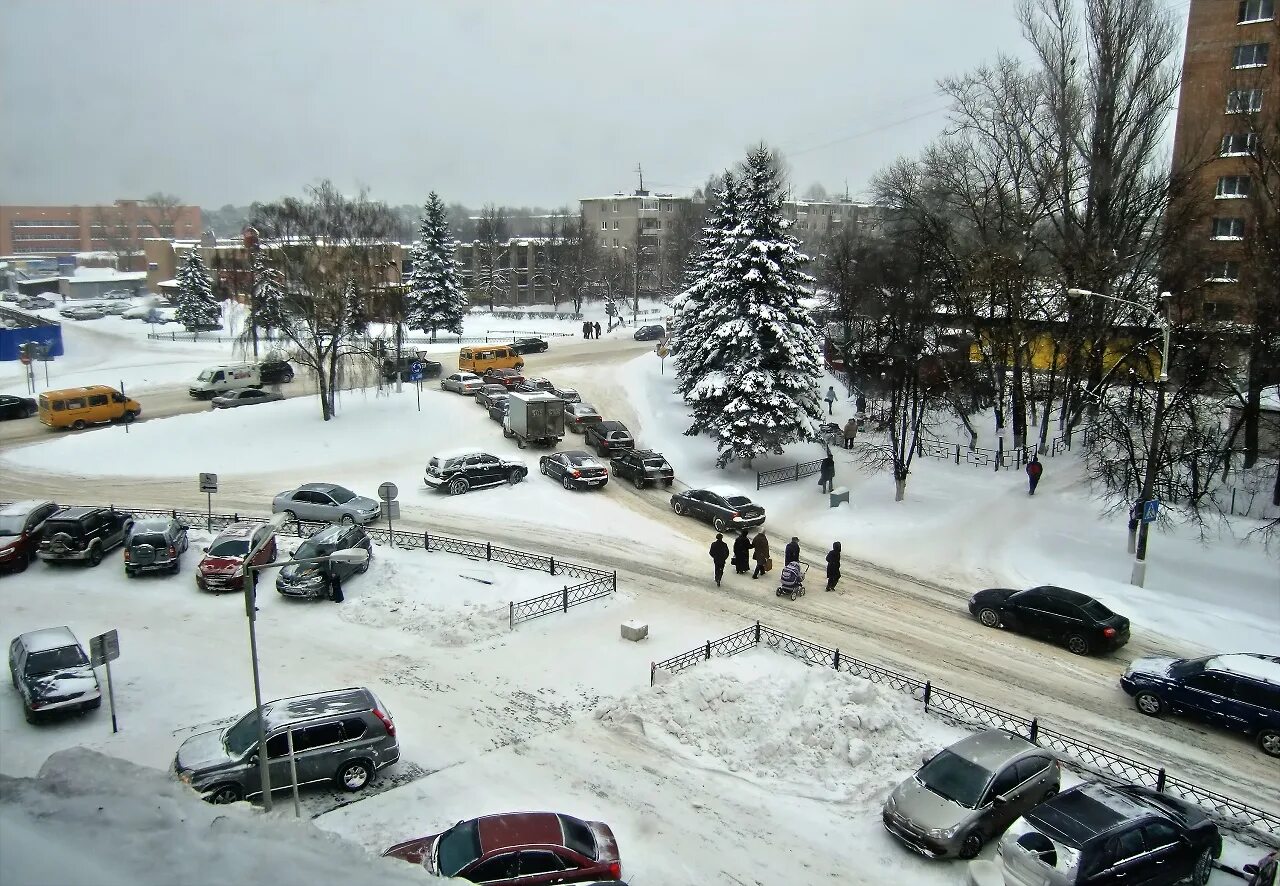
786,103,953,158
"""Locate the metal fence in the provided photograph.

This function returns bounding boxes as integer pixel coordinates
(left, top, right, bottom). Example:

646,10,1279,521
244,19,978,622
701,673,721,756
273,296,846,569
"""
32,502,617,631
756,458,826,490
145,328,577,345
650,622,1280,842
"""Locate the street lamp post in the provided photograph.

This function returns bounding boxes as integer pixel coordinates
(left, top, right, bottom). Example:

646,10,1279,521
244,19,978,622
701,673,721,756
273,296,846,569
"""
1066,288,1172,588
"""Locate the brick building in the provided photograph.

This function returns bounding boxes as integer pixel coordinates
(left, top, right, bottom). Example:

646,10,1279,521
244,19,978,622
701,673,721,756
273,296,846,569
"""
1170,0,1278,319
0,200,202,268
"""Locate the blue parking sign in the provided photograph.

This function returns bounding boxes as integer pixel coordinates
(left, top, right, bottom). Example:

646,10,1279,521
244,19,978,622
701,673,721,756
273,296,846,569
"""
1142,499,1159,523
409,361,423,382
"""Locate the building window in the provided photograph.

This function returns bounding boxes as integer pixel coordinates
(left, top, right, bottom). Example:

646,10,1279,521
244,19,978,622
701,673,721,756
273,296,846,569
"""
1206,260,1241,282
1233,42,1270,67
1211,217,1245,239
612,221,619,229
1221,132,1259,155
612,202,618,212
1216,175,1251,198
600,221,607,230
1239,0,1274,23
1227,89,1264,113
612,238,619,247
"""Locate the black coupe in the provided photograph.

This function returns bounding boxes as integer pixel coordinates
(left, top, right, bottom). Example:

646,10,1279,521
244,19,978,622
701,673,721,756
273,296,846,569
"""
670,488,766,532
968,584,1129,656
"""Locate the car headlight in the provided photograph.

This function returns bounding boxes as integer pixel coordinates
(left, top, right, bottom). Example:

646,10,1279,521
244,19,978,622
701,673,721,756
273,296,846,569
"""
925,824,960,839
178,769,194,785
882,795,897,815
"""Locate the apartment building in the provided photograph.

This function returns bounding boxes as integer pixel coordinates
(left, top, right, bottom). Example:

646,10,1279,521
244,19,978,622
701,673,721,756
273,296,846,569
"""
455,237,558,306
0,200,202,265
1170,0,1277,319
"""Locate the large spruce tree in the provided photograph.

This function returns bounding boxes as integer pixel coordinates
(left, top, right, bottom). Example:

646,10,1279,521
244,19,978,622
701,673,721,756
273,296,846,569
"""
175,248,221,332
406,192,467,340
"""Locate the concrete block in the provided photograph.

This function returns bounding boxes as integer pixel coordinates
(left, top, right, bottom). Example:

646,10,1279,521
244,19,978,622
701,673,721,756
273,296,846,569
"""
621,620,649,642
829,487,850,508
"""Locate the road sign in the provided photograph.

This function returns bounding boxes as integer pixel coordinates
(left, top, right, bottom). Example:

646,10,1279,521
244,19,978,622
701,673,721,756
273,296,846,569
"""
380,500,400,520
89,629,120,665
1142,499,1159,523
409,361,424,382
199,472,218,493
655,344,669,358
378,481,399,502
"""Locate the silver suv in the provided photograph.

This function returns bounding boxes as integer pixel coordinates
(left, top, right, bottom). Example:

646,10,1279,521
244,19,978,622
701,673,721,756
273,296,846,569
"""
124,517,189,576
174,686,399,804
882,729,1061,859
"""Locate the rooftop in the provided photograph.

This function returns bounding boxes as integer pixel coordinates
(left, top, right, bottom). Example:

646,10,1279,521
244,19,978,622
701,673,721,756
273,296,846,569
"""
17,626,80,654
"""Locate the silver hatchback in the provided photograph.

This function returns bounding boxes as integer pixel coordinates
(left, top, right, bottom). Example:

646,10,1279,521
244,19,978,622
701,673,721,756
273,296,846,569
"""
882,729,1060,859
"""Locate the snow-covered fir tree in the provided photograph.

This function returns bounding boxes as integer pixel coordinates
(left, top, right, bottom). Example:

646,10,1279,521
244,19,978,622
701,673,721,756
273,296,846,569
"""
674,148,825,467
406,193,467,340
250,252,288,334
175,248,221,332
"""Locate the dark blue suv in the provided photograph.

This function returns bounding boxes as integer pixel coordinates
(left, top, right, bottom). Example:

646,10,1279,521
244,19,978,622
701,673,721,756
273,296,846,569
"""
1120,653,1280,757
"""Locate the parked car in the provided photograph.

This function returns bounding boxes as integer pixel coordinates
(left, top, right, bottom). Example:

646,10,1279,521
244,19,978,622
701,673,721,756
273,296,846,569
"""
211,388,285,409
442,371,485,395
0,394,37,420
0,500,59,574
565,402,603,434
632,324,665,341
482,368,526,390
997,781,1220,886
510,337,549,354
21,296,54,310
474,383,509,408
1120,653,1280,757
584,420,634,456
101,289,133,300
8,626,101,724
174,686,399,804
259,360,296,384
195,522,278,593
882,729,1061,859
36,506,133,567
64,306,105,321
540,450,609,490
513,376,555,394
275,524,372,599
121,304,157,320
968,584,1130,656
123,517,189,577
100,301,131,315
381,355,442,383
550,384,581,403
272,483,380,525
424,450,527,495
609,449,674,489
488,398,511,424
670,487,766,532
383,811,622,884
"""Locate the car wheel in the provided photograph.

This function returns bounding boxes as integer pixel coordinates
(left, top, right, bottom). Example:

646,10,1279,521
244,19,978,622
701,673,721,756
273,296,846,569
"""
340,514,355,526
539,461,549,475
25,403,37,417
959,831,984,860
633,475,645,489
1134,691,1163,717
125,566,135,578
1258,728,1280,758
977,608,1001,628
87,544,102,567
283,372,294,383
714,517,730,533
1066,634,1091,656
122,410,137,423
562,476,576,491
357,556,370,574
72,419,87,430
510,468,526,484
672,499,686,516
170,561,181,575
281,510,297,522
13,553,27,573
207,784,242,805
517,437,525,449
448,477,469,495
664,478,673,487
336,760,372,792
1189,848,1213,886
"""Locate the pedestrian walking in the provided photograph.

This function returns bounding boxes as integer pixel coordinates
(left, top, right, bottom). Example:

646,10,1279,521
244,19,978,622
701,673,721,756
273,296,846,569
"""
824,385,837,415
1025,455,1043,496
784,536,800,565
825,541,842,591
843,417,858,450
732,529,751,574
594,321,602,339
751,531,771,579
329,569,344,603
855,393,867,415
583,320,591,339
818,451,836,494
709,533,730,586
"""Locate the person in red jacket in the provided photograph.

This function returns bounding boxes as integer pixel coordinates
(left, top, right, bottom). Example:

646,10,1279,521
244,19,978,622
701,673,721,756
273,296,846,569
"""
1025,455,1043,495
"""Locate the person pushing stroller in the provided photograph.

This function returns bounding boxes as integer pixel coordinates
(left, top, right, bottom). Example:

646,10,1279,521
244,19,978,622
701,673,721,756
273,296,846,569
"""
775,560,807,600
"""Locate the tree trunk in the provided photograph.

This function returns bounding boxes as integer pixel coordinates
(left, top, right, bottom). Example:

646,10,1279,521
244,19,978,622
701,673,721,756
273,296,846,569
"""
1011,348,1027,449
894,476,907,501
1243,383,1261,469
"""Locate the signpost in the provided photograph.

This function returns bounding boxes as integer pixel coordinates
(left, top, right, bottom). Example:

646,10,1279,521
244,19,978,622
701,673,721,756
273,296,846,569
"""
199,472,218,530
378,481,400,540
409,361,424,412
655,343,669,374
89,629,120,734
1142,499,1159,524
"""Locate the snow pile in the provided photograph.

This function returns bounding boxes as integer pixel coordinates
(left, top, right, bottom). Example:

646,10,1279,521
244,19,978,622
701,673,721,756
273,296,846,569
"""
596,651,956,803
0,749,442,886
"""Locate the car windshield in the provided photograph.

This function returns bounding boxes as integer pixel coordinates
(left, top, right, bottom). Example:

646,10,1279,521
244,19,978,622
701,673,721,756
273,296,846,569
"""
725,496,752,507
1079,599,1113,620
567,454,596,466
436,820,482,877
197,369,214,381
223,710,260,757
643,458,668,469
560,816,597,860
916,749,993,808
293,539,329,560
0,515,26,535
207,538,250,558
25,645,88,674
328,487,356,504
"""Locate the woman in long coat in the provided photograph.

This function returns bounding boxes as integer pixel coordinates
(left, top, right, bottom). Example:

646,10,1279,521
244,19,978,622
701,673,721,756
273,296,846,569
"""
751,531,770,579
732,529,751,574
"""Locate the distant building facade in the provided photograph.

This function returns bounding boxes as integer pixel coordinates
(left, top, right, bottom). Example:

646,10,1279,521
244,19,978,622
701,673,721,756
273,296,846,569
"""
0,200,202,267
454,237,559,307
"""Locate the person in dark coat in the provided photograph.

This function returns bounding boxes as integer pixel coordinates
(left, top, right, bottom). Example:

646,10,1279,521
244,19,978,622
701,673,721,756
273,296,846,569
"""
583,320,591,339
1026,455,1043,495
751,531,770,579
855,393,867,415
784,536,800,565
594,321,602,339
825,541,842,591
732,529,751,574
843,417,858,449
329,569,344,603
819,452,836,494
709,533,730,586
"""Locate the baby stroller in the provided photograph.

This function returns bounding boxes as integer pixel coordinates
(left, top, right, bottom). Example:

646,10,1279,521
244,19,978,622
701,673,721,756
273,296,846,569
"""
775,561,807,601
818,422,842,446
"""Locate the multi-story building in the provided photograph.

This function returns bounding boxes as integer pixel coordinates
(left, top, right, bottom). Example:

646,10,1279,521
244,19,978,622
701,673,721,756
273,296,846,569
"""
0,200,202,266
454,237,559,307
1170,0,1277,320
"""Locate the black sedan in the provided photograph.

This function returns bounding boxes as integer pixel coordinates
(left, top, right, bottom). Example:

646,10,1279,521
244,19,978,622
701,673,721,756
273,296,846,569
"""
0,395,37,421
633,324,665,341
670,488,766,532
487,398,510,424
968,584,1129,656
474,384,509,408
511,337,549,354
539,450,610,490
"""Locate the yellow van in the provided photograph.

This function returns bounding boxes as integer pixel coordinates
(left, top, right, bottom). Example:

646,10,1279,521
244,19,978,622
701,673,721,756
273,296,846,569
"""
38,385,142,430
458,345,524,374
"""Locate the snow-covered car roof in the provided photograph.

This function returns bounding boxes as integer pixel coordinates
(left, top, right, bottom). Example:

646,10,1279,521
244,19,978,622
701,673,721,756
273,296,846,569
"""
1205,653,1280,684
704,485,752,500
431,448,489,463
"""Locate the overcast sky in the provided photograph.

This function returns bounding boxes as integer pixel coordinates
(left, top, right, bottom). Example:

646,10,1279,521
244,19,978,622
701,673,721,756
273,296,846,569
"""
1,0,1041,210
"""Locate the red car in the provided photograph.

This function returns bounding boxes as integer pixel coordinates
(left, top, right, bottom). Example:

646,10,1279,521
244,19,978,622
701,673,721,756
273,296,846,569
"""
383,811,622,884
195,522,278,593
0,500,59,573
483,368,526,390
